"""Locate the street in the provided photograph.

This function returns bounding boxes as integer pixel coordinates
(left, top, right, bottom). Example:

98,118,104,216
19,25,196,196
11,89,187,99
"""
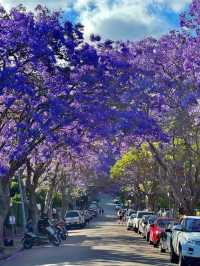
2,197,172,266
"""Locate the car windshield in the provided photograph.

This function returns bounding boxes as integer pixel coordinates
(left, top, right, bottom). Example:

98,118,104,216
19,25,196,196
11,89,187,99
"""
157,220,175,228
148,216,157,224
131,214,136,218
128,211,135,216
138,212,153,218
186,219,200,232
65,211,79,218
143,216,150,222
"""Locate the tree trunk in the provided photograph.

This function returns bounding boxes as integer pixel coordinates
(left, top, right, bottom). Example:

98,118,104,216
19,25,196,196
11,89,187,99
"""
28,186,39,232
61,176,70,218
0,179,10,252
44,164,59,216
44,181,56,216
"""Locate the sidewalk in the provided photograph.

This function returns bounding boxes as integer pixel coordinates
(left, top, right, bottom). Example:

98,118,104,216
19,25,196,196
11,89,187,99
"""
0,235,23,262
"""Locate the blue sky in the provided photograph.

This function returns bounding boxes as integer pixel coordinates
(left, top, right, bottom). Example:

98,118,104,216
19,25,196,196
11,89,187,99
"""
0,0,192,41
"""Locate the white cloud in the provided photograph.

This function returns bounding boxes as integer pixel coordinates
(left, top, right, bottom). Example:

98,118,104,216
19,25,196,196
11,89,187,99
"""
0,0,192,41
157,0,191,12
73,0,192,41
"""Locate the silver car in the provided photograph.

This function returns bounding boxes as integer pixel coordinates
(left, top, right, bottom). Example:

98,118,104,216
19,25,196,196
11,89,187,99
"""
65,210,85,229
127,214,136,230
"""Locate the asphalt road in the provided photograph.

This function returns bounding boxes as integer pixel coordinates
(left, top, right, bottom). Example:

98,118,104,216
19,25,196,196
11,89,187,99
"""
2,195,172,266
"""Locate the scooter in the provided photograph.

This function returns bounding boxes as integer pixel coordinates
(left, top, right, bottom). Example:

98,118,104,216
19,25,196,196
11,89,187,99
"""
54,219,68,241
23,219,61,249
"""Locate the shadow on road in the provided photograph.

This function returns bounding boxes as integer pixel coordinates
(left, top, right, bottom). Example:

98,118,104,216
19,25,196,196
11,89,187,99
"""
9,229,170,266
3,200,171,266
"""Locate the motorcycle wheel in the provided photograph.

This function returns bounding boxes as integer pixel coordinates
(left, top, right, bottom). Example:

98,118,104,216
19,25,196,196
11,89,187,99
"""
49,236,61,247
61,233,67,241
23,239,33,249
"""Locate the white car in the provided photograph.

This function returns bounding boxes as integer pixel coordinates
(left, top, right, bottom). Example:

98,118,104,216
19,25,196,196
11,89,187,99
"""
127,214,136,230
126,209,136,221
133,211,154,233
171,216,200,266
115,204,122,210
65,210,85,228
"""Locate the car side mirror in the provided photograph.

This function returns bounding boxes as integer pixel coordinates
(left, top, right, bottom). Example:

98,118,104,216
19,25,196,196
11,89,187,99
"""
173,224,182,231
165,228,172,233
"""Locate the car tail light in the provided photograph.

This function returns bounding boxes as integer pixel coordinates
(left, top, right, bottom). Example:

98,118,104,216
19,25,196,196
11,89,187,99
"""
156,230,160,235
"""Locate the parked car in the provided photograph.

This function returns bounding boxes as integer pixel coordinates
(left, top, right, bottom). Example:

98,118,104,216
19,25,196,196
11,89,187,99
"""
139,215,153,236
115,204,122,210
160,220,178,253
113,199,120,205
89,204,98,211
149,217,177,247
65,210,85,229
126,209,136,221
143,215,157,241
133,211,154,233
88,208,98,218
127,214,136,230
170,216,200,266
84,210,92,223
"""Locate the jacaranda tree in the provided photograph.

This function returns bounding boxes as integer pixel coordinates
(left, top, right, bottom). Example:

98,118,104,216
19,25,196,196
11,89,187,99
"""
1,0,200,249
0,5,138,245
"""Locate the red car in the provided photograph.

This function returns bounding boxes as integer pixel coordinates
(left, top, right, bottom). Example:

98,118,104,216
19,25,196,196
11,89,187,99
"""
149,217,177,247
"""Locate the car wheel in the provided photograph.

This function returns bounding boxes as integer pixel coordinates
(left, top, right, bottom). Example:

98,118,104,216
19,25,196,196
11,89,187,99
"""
146,233,150,242
160,243,166,253
179,248,188,266
170,243,179,263
23,239,33,249
153,242,159,248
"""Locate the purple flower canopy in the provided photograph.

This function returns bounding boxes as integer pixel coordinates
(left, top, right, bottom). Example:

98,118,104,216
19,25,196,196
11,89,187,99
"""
0,1,200,179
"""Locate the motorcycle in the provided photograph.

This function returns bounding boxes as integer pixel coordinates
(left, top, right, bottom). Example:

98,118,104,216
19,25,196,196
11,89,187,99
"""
54,219,68,241
23,218,61,249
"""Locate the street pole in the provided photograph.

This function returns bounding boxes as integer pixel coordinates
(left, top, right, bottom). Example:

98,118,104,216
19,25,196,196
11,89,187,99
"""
145,195,149,210
17,175,27,231
9,200,15,244
167,192,170,209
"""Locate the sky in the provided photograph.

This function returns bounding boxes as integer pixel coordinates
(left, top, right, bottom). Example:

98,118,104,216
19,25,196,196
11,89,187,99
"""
0,0,192,41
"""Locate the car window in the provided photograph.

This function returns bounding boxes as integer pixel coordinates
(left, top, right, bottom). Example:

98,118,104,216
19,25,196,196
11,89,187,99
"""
148,216,157,224
149,219,155,224
144,216,150,222
157,220,176,228
186,219,200,232
138,212,154,218
65,211,79,218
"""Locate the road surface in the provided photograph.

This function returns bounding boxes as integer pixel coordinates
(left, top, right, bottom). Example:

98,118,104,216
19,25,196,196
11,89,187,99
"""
2,195,172,266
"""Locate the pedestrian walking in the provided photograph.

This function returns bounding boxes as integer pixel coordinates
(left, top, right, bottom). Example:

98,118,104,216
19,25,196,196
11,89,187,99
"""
122,210,126,224
117,210,123,224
